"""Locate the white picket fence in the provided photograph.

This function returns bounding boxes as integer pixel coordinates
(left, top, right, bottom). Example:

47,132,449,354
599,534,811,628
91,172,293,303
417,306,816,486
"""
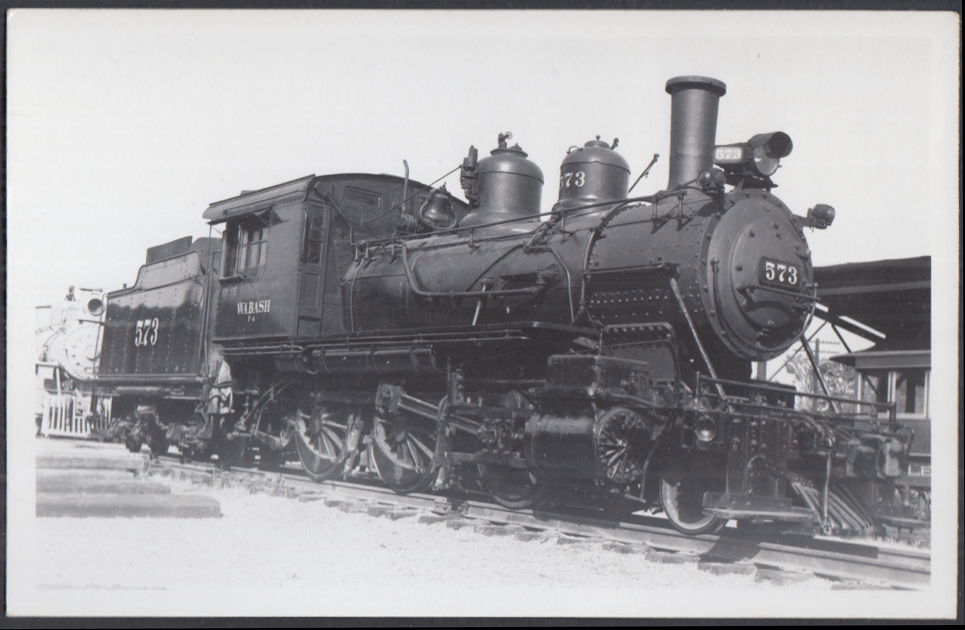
40,393,112,439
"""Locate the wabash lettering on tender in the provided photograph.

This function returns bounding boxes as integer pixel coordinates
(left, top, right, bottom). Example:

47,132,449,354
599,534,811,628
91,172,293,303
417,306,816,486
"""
237,299,271,315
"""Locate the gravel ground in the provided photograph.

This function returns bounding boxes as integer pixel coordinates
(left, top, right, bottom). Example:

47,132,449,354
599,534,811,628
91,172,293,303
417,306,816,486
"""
11,470,872,618
10,438,950,618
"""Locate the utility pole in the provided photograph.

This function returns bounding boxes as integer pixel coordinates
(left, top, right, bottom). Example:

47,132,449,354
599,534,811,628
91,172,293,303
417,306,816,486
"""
812,338,820,400
815,339,820,379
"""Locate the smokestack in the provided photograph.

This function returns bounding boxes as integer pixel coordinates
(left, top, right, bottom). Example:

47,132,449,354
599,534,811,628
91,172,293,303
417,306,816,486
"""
665,76,727,190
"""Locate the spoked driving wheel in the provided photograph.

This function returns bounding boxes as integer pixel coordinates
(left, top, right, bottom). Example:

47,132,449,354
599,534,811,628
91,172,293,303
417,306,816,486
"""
658,470,725,535
294,402,362,482
369,411,439,494
480,466,553,509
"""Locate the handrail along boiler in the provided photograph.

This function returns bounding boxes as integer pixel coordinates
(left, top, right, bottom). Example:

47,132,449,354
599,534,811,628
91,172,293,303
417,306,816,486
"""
129,76,920,534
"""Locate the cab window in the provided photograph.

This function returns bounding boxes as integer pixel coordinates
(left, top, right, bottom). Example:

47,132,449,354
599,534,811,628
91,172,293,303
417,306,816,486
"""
223,216,269,276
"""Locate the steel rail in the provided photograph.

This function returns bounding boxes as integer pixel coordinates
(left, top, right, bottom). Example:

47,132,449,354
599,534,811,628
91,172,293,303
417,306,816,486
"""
456,501,929,588
149,456,930,590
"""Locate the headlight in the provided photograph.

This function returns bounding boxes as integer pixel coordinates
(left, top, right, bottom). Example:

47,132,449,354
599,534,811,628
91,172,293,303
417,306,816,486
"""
714,131,793,179
752,145,780,177
749,132,792,177
695,415,717,442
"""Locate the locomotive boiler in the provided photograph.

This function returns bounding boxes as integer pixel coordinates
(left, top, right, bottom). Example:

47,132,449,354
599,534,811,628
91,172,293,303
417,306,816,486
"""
124,75,917,535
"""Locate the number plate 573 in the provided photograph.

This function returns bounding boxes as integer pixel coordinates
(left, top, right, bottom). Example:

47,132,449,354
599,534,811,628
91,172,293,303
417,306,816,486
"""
759,258,801,289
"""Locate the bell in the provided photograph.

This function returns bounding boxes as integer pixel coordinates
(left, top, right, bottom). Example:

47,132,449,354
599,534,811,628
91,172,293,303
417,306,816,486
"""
421,184,456,229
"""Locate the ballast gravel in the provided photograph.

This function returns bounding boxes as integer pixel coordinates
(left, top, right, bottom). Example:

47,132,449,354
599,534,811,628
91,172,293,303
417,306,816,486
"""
17,476,844,618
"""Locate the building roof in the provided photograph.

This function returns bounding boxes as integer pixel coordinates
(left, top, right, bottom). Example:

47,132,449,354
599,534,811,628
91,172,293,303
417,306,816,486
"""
814,256,930,352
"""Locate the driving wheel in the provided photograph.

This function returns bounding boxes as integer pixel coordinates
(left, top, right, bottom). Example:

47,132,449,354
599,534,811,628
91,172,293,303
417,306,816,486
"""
369,410,439,494
294,402,362,482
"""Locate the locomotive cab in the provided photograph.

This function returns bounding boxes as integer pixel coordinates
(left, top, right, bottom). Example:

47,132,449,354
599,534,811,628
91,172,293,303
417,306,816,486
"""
205,174,470,342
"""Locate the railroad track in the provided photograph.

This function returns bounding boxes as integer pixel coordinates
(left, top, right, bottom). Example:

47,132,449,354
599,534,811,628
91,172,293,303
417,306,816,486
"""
145,452,931,590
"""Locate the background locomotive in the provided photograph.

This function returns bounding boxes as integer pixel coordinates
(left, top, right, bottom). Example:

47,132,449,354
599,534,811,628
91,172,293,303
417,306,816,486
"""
89,76,921,535
35,286,111,438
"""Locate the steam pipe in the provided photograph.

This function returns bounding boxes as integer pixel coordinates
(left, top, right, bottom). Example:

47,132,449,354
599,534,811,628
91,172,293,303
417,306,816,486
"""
665,76,727,190
402,159,409,215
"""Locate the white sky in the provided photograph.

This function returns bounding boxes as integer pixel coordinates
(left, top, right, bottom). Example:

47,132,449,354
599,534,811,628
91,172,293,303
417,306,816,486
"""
6,9,961,618
8,11,959,303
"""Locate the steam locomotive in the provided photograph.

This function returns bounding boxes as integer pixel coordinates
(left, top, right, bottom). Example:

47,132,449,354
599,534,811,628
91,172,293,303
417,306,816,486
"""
93,76,921,535
35,286,112,438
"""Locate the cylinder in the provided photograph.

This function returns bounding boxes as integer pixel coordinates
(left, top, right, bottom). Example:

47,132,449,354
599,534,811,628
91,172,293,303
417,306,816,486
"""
665,76,727,190
525,414,599,479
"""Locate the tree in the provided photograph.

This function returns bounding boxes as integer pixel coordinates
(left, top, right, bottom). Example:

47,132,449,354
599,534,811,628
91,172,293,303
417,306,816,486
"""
783,352,857,413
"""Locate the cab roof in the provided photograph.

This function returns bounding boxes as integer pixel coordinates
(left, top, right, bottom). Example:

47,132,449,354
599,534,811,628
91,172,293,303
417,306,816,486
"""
203,175,316,224
203,173,443,224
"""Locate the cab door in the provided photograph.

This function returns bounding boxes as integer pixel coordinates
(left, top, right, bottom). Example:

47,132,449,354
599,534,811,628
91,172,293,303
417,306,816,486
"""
297,202,328,337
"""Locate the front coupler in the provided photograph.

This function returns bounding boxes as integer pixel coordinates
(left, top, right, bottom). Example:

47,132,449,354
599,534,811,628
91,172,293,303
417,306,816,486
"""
693,376,914,533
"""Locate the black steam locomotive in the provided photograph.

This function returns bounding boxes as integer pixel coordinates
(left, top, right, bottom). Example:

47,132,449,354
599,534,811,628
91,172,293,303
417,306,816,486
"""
95,76,920,535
